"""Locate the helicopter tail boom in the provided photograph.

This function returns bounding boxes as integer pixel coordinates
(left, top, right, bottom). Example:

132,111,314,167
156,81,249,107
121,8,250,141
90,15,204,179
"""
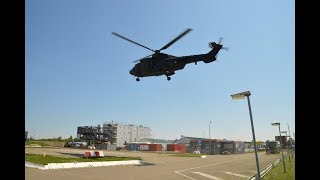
202,42,222,63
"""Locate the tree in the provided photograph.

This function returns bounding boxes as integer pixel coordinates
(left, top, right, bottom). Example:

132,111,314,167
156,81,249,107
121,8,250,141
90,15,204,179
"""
251,140,263,147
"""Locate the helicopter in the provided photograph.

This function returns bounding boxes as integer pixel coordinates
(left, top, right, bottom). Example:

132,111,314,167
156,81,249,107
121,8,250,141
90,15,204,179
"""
112,28,228,81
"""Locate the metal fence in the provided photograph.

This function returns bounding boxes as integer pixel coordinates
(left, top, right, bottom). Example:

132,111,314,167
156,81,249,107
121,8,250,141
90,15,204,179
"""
248,155,283,180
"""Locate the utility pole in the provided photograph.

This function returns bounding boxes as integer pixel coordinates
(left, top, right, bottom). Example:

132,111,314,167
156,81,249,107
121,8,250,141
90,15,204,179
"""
277,124,286,173
209,121,211,139
209,121,212,155
287,123,292,160
287,123,292,146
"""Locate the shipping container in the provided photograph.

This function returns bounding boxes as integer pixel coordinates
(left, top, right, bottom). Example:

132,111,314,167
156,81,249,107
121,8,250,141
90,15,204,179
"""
221,141,245,154
148,144,162,151
167,144,186,153
189,139,222,155
128,143,140,151
139,144,150,151
99,144,116,150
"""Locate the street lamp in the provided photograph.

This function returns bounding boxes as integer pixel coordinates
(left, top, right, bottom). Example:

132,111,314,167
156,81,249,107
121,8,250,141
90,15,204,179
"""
209,121,212,155
209,121,212,139
272,122,287,173
287,123,292,149
287,123,294,159
231,91,261,180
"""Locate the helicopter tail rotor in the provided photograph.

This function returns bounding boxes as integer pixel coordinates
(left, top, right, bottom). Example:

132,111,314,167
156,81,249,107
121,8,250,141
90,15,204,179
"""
216,37,229,59
218,37,223,44
208,38,229,52
217,37,229,51
205,38,229,62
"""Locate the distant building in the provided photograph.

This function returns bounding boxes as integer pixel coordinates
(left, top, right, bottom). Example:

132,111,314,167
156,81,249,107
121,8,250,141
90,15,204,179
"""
244,142,253,152
25,131,28,141
287,137,295,149
103,121,151,147
221,140,245,154
175,135,206,146
275,136,288,148
189,139,245,155
138,138,175,151
76,125,107,145
175,135,209,152
189,139,223,155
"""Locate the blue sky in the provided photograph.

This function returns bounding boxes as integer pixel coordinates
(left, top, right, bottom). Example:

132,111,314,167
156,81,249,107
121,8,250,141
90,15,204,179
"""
26,0,295,142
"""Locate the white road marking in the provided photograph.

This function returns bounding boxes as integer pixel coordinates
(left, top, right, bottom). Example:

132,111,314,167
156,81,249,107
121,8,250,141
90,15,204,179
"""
175,156,249,173
174,155,255,180
223,171,249,178
174,171,197,180
193,172,224,180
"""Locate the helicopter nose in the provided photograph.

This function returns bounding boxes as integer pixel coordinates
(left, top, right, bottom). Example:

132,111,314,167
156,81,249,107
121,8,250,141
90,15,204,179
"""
130,68,135,76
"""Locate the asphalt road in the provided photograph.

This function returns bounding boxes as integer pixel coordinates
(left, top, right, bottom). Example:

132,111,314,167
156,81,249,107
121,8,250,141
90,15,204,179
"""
25,147,281,180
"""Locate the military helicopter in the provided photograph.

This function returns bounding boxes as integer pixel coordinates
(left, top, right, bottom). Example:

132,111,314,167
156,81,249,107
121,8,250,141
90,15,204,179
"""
112,28,228,81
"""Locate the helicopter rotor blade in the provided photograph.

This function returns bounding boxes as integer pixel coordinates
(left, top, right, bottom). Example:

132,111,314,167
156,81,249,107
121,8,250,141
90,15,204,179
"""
167,54,177,58
159,28,192,51
112,32,156,52
163,53,177,58
218,37,223,44
222,47,229,51
216,46,229,59
132,54,153,63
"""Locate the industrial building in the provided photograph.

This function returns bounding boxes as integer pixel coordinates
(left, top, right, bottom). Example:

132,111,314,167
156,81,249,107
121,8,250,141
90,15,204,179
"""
103,121,151,147
76,121,151,148
175,135,212,153
76,125,107,145
221,140,245,154
189,139,245,155
275,136,288,148
189,139,222,155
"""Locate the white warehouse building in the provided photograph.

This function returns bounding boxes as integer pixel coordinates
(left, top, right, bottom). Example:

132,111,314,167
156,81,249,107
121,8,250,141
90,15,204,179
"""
103,121,151,147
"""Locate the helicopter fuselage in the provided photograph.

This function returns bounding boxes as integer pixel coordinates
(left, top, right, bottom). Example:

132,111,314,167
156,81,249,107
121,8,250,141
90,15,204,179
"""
129,42,222,80
129,57,186,77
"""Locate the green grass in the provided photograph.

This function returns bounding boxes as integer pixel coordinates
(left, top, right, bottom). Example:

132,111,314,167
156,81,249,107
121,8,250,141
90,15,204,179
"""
25,154,142,165
169,153,204,157
25,141,50,146
263,155,295,180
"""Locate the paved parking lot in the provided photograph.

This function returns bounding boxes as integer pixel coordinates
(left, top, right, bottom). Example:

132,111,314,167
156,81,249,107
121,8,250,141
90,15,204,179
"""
26,147,281,180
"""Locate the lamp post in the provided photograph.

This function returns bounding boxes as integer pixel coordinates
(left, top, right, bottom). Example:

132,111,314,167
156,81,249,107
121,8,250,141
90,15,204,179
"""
209,121,212,139
272,122,286,173
209,121,212,155
287,123,293,159
231,91,261,180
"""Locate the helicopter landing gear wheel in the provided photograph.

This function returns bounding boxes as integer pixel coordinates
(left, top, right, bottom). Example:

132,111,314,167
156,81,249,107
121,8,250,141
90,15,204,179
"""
136,77,140,81
167,76,171,81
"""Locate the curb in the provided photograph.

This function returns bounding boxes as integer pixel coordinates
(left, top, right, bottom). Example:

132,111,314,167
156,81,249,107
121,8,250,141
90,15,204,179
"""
25,160,144,170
